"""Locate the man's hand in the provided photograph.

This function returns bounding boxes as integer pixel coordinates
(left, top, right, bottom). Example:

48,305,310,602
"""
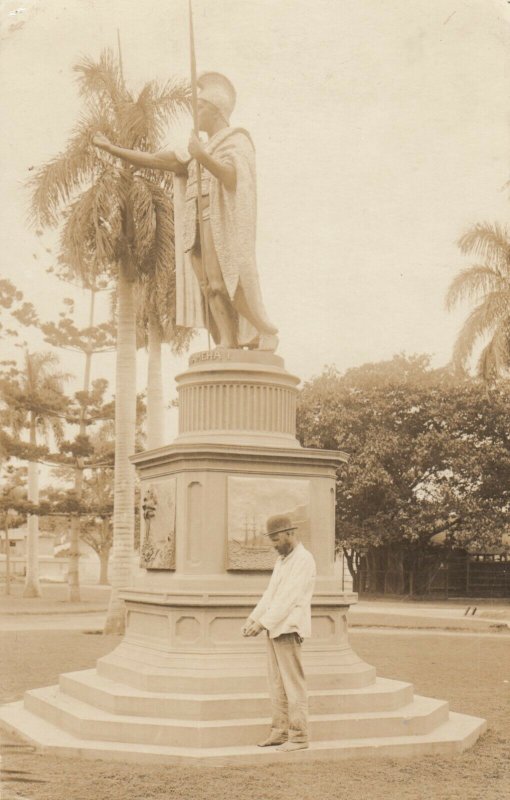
242,618,264,637
92,133,112,152
188,131,205,161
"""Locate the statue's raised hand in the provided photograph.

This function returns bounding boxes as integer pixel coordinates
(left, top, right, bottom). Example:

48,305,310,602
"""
188,131,205,160
92,133,111,152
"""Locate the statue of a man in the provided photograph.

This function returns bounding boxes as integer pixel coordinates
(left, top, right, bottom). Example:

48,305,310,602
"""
93,72,278,351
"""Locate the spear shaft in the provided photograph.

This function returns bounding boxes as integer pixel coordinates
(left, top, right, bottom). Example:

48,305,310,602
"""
188,0,212,350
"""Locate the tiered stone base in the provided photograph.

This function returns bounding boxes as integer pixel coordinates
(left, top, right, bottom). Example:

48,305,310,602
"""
0,594,486,764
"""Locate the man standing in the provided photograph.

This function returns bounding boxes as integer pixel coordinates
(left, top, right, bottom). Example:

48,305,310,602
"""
242,515,316,752
92,71,278,351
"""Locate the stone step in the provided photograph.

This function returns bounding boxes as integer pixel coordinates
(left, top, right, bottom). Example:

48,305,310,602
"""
23,686,449,749
96,652,376,693
0,702,487,765
59,670,414,720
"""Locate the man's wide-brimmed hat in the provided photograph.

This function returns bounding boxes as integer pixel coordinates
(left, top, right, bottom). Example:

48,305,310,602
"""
198,71,236,122
264,514,298,537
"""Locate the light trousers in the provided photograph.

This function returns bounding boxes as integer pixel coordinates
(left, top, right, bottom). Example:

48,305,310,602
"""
266,632,309,744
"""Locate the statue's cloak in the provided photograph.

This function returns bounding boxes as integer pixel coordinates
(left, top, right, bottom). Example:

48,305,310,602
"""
174,127,275,344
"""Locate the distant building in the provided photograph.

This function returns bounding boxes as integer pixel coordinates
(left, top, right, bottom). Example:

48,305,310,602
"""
0,527,102,584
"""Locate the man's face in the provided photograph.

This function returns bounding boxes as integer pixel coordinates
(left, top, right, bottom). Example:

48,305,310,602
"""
269,531,293,557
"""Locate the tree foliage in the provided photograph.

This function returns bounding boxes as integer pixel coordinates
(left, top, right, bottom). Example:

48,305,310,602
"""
297,355,510,594
0,351,70,451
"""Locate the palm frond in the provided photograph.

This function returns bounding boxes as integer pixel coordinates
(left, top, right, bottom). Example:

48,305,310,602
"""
29,104,117,228
130,178,157,263
135,182,193,353
60,171,121,283
135,185,174,332
1,352,70,446
23,351,60,392
73,50,128,109
451,291,510,368
117,79,190,151
30,149,94,229
445,265,508,311
31,52,191,355
118,89,153,149
148,78,191,139
148,185,175,272
458,222,510,271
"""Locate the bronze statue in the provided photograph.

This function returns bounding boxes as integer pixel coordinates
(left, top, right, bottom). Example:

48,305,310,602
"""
93,72,278,351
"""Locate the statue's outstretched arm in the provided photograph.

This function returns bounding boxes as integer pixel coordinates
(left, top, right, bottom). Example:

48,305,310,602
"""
92,134,187,174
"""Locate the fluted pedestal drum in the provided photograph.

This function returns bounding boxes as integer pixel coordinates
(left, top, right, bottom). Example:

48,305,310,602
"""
174,349,300,448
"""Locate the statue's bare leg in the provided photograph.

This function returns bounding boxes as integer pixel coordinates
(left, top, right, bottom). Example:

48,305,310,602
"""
233,286,279,351
191,223,238,348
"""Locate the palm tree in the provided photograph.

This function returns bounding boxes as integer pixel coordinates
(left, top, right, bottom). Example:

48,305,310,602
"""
30,50,190,631
446,222,510,381
0,352,68,597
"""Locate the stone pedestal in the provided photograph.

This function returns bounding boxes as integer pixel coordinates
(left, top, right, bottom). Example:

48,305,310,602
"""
0,350,486,763
175,349,300,448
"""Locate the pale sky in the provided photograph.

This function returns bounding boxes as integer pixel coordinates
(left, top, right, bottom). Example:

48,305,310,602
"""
1,0,509,441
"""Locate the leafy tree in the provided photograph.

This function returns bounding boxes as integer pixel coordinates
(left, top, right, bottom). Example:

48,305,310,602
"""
297,355,510,595
79,469,114,585
41,288,115,601
446,223,510,380
44,467,113,585
0,352,69,597
30,49,190,632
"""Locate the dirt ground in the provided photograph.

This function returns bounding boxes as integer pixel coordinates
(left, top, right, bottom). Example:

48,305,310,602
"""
0,629,509,800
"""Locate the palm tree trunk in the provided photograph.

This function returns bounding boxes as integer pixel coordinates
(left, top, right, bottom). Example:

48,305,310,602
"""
24,413,41,598
104,268,137,634
147,314,165,449
68,289,96,602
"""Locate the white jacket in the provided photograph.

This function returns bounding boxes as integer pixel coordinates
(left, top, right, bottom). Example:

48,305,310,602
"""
250,543,316,639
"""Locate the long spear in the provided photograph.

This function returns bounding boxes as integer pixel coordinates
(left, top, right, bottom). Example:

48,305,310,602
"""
188,0,211,350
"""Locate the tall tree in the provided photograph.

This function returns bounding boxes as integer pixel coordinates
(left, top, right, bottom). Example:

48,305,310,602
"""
446,223,510,381
41,290,115,600
29,49,189,632
0,352,68,597
297,356,510,595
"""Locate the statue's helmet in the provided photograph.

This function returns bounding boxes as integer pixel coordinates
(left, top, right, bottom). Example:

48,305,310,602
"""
197,72,236,123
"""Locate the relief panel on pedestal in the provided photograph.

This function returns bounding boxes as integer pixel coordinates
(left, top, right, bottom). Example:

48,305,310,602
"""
227,476,310,570
140,477,176,569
